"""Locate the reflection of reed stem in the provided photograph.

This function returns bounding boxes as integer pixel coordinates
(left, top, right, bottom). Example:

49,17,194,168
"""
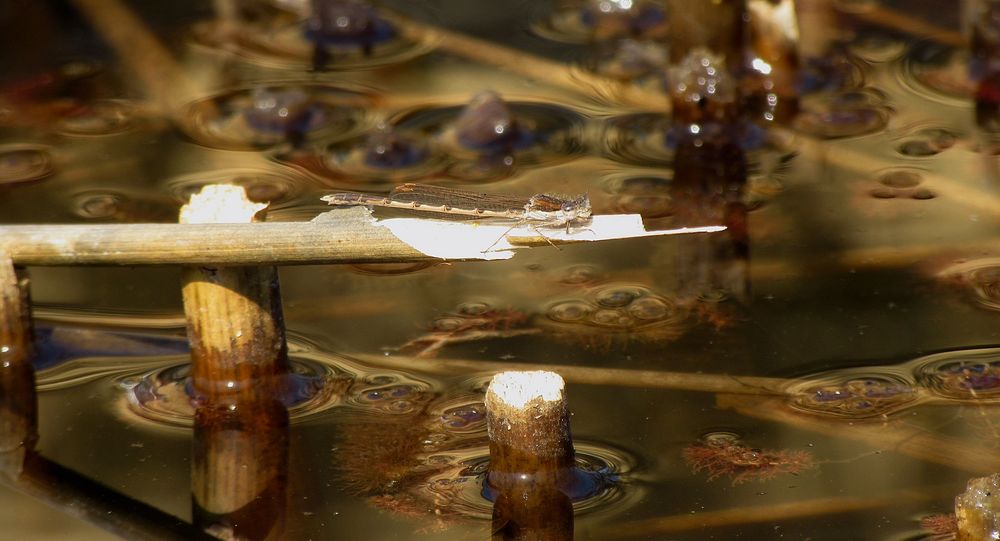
354,353,790,396
796,134,1000,216
668,0,746,63
595,486,946,539
383,11,668,110
0,252,37,469
68,0,199,112
718,394,1000,474
2,453,216,541
851,5,965,48
192,402,289,540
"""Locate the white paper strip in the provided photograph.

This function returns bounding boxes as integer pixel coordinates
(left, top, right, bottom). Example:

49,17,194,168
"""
370,210,726,260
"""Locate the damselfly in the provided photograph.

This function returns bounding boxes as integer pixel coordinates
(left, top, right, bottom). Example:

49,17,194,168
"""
321,183,592,232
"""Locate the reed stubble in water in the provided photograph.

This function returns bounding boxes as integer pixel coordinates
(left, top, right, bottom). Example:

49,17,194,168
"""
179,186,291,540
486,371,574,541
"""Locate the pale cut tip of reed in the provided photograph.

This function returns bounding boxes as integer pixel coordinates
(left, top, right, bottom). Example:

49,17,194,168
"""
487,371,565,409
179,184,269,224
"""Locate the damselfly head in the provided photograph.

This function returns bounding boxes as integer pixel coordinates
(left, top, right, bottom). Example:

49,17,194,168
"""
524,192,591,225
567,194,592,218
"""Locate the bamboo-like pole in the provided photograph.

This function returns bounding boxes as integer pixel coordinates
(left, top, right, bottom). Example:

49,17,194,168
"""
179,186,290,539
0,211,723,267
486,371,574,541
0,208,430,266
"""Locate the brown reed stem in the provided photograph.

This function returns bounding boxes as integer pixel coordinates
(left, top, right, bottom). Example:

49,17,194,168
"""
486,371,574,541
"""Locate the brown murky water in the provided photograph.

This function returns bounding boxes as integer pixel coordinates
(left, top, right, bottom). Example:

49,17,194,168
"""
2,1,999,539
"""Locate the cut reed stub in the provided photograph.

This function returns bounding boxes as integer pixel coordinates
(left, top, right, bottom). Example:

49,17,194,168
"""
485,370,575,479
486,370,574,541
484,371,619,502
179,185,290,404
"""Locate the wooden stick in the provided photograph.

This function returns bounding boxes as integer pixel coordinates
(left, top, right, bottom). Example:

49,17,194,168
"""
383,11,668,110
486,371,574,541
594,486,946,539
179,186,291,538
0,252,36,474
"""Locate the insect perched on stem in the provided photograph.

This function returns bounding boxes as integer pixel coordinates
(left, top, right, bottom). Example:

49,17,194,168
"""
321,183,593,234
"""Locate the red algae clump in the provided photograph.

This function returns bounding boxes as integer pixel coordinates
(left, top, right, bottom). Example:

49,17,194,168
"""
919,514,957,541
683,434,815,485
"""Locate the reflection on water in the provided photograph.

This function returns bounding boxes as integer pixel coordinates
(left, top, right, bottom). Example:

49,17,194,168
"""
2,0,1000,539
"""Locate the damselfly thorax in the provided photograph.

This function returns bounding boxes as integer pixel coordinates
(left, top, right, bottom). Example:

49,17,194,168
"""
321,183,592,232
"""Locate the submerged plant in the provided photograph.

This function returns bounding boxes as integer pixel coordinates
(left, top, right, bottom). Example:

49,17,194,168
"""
397,304,536,358
919,513,957,541
683,434,815,485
